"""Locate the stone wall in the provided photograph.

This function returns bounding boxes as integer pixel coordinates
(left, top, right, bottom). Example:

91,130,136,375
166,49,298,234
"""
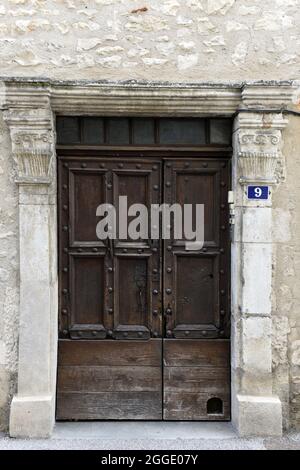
0,110,19,432
0,0,299,80
273,116,300,429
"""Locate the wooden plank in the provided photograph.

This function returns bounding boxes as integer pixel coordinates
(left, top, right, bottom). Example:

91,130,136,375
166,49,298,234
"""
163,392,230,421
57,339,163,419
163,339,230,367
163,339,230,421
164,366,230,393
58,366,161,392
58,339,161,366
56,391,162,420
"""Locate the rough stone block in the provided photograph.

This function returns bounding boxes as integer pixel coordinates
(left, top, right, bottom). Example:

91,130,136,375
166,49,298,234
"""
9,395,54,438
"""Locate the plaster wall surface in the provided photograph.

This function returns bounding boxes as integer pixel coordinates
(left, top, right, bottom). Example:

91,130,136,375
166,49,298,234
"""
0,0,298,81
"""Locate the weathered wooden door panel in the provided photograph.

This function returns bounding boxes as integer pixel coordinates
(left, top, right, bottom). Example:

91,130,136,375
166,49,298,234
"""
69,169,107,247
57,392,162,420
163,340,230,420
163,159,230,420
171,253,220,338
69,254,106,338
57,339,162,420
172,168,220,247
57,153,230,421
57,158,162,420
110,162,162,340
163,159,230,340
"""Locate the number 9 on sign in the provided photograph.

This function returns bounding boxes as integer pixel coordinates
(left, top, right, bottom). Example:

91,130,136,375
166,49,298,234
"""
254,187,262,198
247,185,269,200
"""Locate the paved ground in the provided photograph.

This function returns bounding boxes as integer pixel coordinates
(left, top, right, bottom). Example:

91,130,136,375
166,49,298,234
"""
0,422,300,450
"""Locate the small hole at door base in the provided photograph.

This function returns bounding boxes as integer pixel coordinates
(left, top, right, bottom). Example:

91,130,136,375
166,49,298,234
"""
207,397,223,415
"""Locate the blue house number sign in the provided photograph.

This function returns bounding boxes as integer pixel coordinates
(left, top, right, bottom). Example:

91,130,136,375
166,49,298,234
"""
247,185,269,200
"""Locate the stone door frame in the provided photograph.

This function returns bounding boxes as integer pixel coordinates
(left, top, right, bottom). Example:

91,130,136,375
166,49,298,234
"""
0,79,295,437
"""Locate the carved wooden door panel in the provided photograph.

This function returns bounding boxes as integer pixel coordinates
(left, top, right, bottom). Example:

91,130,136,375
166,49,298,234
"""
57,157,163,419
162,159,231,420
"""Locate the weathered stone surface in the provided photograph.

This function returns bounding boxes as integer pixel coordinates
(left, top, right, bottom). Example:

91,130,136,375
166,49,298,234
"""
206,0,235,16
232,41,248,66
0,0,297,79
96,46,124,55
291,341,300,366
234,395,283,437
77,38,102,51
238,5,260,15
142,57,168,66
272,115,300,429
0,112,19,432
177,53,198,70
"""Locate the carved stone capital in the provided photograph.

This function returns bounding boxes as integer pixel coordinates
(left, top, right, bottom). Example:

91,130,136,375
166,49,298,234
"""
9,128,53,184
3,86,54,185
235,112,288,185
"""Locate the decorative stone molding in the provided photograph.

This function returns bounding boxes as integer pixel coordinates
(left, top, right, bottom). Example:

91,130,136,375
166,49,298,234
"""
241,83,295,109
2,85,54,184
50,82,242,116
236,112,288,184
1,79,296,117
9,129,53,183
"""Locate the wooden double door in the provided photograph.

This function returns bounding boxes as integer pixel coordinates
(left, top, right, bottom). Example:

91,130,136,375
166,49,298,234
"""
57,153,230,421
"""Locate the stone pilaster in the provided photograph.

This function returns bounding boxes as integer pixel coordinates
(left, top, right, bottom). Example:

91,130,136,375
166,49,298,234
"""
3,86,57,438
232,109,288,437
